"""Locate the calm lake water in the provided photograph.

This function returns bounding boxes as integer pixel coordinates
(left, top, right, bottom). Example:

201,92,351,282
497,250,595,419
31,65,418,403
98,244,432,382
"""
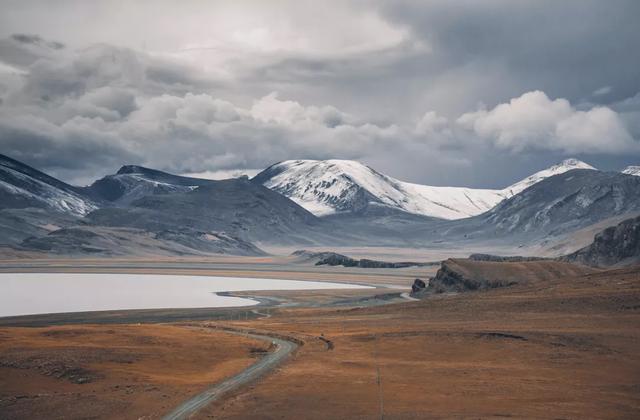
0,273,371,317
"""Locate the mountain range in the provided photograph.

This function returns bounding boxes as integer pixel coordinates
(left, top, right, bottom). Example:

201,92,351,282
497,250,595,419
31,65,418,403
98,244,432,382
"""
252,158,595,219
1,153,638,257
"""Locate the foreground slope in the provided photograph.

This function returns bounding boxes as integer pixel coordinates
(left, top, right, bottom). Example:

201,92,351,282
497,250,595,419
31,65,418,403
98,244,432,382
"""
253,158,595,219
2,259,637,419
202,263,639,419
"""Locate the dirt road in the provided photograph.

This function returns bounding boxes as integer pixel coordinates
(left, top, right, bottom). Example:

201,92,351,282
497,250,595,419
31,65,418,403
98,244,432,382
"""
163,330,298,420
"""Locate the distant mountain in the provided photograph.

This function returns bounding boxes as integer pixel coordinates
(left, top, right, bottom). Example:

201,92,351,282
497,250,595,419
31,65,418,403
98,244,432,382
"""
501,158,596,197
0,208,80,245
564,215,640,267
0,155,287,255
431,170,640,248
482,170,640,236
622,166,640,176
0,154,96,215
87,177,325,244
83,165,215,205
18,226,265,257
0,153,630,256
253,158,596,220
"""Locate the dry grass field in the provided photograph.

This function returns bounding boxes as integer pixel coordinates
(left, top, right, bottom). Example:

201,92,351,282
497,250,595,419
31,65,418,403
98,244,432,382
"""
0,324,266,419
0,260,639,419
199,262,640,419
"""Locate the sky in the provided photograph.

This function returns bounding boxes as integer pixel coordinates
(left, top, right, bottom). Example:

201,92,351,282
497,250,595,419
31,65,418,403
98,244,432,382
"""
0,0,639,187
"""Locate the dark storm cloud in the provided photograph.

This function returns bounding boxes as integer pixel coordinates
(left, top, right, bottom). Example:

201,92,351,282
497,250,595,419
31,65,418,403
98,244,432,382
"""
0,1,639,187
11,33,64,49
0,113,140,184
376,0,640,106
240,0,640,121
16,44,217,103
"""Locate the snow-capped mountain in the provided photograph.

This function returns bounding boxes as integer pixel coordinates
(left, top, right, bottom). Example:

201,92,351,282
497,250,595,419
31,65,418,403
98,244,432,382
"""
480,169,640,236
502,158,596,198
253,158,597,220
0,154,97,216
622,166,640,176
83,165,215,205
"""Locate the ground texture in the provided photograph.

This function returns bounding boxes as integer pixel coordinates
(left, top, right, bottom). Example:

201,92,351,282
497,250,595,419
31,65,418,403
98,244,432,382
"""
200,263,640,419
0,260,639,419
0,324,265,419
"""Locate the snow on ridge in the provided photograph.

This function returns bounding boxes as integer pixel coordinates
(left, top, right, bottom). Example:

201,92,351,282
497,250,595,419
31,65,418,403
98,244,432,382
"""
0,165,97,216
501,158,596,197
622,166,640,176
259,158,598,220
261,159,504,220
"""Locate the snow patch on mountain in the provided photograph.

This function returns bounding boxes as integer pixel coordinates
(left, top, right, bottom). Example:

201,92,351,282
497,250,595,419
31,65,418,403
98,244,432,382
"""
0,160,97,216
86,165,213,205
622,166,640,176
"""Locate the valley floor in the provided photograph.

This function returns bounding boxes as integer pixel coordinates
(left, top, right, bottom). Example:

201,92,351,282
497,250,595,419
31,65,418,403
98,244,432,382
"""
0,257,638,419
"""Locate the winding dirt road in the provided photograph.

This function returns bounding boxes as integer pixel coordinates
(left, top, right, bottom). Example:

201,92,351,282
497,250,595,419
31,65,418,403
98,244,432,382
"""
162,330,298,420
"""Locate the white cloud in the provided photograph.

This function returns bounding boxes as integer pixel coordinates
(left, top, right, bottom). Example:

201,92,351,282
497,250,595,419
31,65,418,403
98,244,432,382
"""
250,92,351,127
1,34,639,187
457,90,637,154
415,111,448,135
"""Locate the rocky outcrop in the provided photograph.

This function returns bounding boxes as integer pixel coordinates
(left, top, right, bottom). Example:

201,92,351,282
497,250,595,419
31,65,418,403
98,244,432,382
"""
411,278,426,294
469,254,548,262
427,260,517,293
311,252,432,268
564,216,640,267
418,258,594,296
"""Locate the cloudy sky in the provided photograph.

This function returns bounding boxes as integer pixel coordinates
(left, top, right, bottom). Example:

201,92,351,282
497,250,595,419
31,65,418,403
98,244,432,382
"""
0,0,639,187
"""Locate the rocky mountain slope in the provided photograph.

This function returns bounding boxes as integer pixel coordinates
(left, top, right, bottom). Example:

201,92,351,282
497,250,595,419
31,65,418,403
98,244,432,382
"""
479,170,640,237
82,165,216,205
0,208,80,246
564,215,640,267
363,169,640,252
0,156,277,255
502,158,596,197
253,158,595,219
86,177,326,245
18,226,264,257
0,154,98,246
0,154,97,215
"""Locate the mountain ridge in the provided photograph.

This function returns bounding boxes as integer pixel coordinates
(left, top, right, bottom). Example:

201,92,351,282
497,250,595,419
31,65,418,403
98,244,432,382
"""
253,158,596,220
0,154,97,216
83,165,216,205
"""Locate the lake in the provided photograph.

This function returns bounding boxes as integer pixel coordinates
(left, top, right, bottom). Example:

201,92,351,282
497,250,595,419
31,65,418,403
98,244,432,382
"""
0,273,371,317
